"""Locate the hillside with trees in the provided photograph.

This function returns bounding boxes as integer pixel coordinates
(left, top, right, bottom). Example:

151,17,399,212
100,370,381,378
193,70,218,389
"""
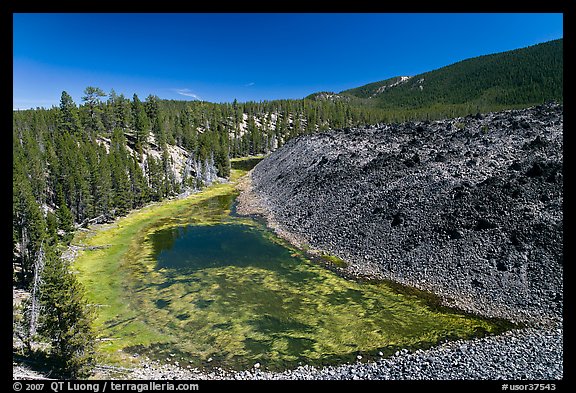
309,39,563,121
13,90,391,257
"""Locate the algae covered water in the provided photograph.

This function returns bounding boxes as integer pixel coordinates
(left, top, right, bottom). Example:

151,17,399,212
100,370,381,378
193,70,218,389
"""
132,196,507,370
74,165,511,371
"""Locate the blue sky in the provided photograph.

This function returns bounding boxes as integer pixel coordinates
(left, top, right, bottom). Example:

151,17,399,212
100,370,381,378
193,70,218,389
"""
13,13,563,110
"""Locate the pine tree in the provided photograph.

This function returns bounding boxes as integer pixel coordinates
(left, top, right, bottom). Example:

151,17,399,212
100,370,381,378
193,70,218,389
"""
146,155,163,201
144,94,160,122
37,246,96,378
132,94,150,157
56,186,75,244
114,93,132,130
58,91,81,135
45,211,58,246
103,89,120,132
13,174,46,285
110,129,133,215
93,146,113,219
21,127,47,203
70,141,93,223
129,155,149,208
13,130,46,285
81,86,106,134
152,113,167,147
161,148,174,198
209,124,230,178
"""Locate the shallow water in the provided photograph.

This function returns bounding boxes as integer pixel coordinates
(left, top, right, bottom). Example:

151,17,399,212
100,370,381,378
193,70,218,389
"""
125,192,509,371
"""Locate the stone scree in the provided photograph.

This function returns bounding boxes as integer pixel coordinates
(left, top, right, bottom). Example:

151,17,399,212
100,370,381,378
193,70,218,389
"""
246,103,563,326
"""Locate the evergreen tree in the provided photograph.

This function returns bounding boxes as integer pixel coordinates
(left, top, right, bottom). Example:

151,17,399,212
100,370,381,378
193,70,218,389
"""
152,113,167,147
58,91,81,135
70,141,93,223
161,148,174,197
146,155,163,201
37,246,96,378
45,211,58,246
128,155,149,208
214,127,231,178
81,86,106,134
103,89,120,132
247,115,261,154
292,115,302,138
114,93,132,130
93,146,113,219
21,127,47,203
144,94,160,122
44,138,61,207
56,186,75,244
110,129,132,215
13,172,46,285
132,94,150,157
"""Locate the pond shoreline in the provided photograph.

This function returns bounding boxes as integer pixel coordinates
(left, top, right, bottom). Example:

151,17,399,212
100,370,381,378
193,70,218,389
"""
231,105,563,380
97,325,562,380
110,175,507,372
16,166,562,380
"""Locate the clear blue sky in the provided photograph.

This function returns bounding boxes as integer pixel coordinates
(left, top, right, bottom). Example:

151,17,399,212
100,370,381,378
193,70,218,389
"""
13,13,563,110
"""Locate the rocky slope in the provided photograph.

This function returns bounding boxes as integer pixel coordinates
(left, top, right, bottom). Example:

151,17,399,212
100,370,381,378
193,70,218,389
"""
239,102,563,326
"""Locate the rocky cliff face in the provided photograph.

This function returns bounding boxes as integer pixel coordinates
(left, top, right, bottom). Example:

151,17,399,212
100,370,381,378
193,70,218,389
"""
244,103,563,325
99,132,222,196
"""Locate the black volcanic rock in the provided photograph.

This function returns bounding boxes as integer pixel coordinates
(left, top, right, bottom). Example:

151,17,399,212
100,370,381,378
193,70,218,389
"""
248,103,563,325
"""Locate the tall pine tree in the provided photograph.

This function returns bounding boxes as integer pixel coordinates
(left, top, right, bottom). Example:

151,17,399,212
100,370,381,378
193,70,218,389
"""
58,91,81,135
37,246,96,378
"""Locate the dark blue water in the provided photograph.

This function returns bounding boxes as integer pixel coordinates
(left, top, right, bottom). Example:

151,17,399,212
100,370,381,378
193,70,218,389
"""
150,223,318,282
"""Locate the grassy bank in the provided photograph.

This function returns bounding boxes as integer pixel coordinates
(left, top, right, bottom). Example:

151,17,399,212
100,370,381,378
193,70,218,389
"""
73,164,252,365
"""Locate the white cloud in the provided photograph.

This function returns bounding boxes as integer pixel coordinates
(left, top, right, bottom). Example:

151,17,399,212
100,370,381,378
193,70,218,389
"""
244,82,255,87
172,88,201,100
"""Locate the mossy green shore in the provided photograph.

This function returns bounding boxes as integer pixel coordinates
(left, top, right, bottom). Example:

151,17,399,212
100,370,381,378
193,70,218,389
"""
73,158,513,371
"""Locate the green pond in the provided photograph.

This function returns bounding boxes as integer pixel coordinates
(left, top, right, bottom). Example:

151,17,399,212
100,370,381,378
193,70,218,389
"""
73,159,512,371
116,190,511,371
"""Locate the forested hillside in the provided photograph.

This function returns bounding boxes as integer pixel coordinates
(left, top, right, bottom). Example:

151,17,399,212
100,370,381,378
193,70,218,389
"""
13,89,392,285
309,39,563,120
